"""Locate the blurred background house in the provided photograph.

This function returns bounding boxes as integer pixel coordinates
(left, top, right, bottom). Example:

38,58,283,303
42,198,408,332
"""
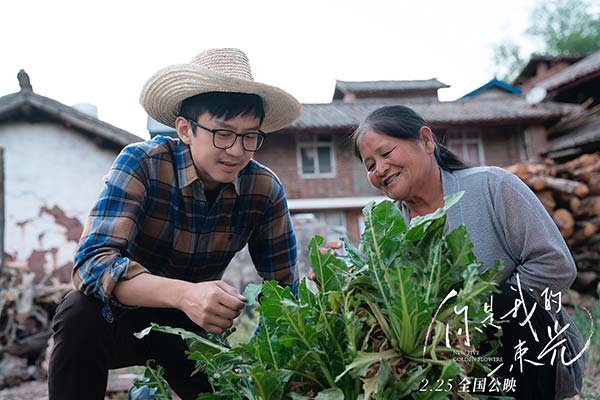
0,71,140,285
516,50,600,160
148,74,581,246
1,49,599,289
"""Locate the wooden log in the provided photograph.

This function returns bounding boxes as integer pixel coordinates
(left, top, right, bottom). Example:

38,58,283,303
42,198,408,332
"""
555,193,585,215
553,153,600,176
573,196,600,217
572,160,600,182
536,190,556,212
527,176,547,191
506,162,553,180
586,174,600,195
552,208,575,239
583,232,600,246
587,215,600,227
528,176,589,197
5,330,52,360
554,192,574,210
568,221,599,247
570,197,582,214
580,220,598,237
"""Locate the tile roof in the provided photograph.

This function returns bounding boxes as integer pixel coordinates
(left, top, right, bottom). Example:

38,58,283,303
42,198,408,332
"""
513,54,587,84
538,50,600,92
544,117,600,154
0,70,140,148
460,78,522,99
287,99,579,130
335,79,449,93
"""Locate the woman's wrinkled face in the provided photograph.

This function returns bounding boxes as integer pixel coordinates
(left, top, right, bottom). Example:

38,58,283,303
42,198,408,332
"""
357,128,435,201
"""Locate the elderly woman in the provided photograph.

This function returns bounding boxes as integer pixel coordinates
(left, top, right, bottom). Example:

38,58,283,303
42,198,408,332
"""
350,105,584,400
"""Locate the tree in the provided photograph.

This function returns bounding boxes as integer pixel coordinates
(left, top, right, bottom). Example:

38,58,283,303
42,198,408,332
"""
528,0,600,54
493,0,600,81
493,41,527,83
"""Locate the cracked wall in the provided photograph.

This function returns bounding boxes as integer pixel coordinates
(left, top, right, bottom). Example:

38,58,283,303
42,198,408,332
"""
2,122,122,283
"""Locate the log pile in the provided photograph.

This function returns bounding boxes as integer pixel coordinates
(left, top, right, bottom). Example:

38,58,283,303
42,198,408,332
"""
506,153,600,294
0,265,70,388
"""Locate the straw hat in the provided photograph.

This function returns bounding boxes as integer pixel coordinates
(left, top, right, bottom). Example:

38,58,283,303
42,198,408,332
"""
140,48,302,133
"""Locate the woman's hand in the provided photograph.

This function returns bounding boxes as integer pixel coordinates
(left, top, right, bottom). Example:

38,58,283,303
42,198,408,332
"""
307,241,344,284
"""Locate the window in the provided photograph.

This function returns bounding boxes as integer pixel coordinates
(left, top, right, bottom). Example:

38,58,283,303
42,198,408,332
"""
297,134,336,178
445,129,485,165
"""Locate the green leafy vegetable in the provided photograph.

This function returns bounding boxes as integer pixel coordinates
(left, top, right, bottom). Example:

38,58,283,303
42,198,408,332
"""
137,193,509,399
131,360,172,400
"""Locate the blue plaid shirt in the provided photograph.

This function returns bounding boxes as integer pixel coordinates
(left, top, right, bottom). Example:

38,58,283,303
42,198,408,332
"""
73,135,298,321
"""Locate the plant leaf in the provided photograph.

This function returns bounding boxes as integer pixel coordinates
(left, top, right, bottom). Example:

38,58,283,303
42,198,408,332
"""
243,283,263,306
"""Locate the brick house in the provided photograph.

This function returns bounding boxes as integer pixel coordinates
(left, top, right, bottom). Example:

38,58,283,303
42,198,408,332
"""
513,54,587,95
514,51,600,160
147,78,577,247
260,79,577,245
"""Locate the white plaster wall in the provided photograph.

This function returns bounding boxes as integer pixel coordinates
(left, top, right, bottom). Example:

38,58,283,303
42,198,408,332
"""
0,122,124,279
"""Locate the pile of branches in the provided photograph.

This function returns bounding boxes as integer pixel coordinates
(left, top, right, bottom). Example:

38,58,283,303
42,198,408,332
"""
506,152,600,295
0,265,69,388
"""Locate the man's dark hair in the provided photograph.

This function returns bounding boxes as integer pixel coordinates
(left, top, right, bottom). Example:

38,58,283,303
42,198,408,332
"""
179,92,265,130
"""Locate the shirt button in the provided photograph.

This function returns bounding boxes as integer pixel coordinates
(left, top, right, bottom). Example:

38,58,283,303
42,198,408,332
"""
102,306,114,323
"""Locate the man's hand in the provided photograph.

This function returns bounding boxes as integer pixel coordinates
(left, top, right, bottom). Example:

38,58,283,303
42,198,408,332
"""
177,280,246,334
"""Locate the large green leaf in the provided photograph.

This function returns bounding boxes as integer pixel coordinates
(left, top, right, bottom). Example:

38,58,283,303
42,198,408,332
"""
134,190,505,400
362,201,407,267
336,349,399,381
406,191,463,243
445,225,476,268
135,323,227,355
309,236,346,293
251,368,293,400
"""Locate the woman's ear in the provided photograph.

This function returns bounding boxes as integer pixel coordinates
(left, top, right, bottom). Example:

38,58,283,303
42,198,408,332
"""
176,117,192,144
419,126,436,154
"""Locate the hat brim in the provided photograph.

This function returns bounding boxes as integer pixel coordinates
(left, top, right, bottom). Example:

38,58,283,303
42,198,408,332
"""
140,64,303,133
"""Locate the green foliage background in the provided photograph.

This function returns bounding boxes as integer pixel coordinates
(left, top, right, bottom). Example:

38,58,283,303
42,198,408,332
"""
493,0,600,81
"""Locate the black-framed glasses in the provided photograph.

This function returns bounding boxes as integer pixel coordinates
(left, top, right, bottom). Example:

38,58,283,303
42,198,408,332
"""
185,118,266,152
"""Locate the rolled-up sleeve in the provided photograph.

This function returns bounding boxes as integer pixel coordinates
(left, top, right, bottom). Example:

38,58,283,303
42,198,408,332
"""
248,180,298,293
73,145,150,307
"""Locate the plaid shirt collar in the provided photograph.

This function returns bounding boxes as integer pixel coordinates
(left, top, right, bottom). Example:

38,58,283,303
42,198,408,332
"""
174,140,241,195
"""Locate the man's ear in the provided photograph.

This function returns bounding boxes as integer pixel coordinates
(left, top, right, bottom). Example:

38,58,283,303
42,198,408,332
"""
419,126,436,154
175,117,192,144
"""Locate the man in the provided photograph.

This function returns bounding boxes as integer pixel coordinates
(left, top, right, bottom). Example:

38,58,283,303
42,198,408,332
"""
48,48,302,400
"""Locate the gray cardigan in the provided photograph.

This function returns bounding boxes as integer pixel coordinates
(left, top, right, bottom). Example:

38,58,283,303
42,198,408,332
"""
398,166,584,399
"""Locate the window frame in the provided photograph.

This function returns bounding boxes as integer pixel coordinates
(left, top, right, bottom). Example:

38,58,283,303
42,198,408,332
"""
445,128,486,165
296,134,337,179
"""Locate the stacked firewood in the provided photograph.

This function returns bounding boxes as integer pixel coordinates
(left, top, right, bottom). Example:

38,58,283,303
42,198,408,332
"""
0,265,70,388
506,153,600,295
